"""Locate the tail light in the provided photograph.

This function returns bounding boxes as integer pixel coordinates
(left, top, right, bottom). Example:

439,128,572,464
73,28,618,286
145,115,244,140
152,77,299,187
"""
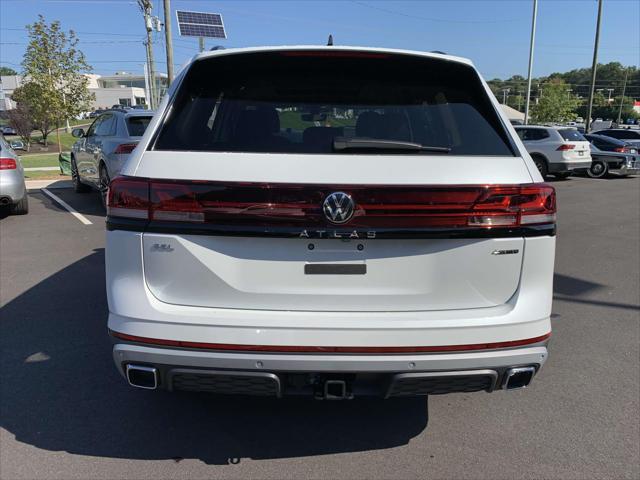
107,177,149,219
0,157,17,170
114,143,138,154
556,144,575,151
107,178,556,230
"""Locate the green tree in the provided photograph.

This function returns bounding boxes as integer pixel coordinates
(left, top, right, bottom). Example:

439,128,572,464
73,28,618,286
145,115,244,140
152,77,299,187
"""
531,79,580,123
16,15,94,147
0,66,18,76
12,82,57,146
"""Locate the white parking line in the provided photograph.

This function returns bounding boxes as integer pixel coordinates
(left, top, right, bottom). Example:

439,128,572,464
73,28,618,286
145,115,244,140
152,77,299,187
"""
41,188,93,225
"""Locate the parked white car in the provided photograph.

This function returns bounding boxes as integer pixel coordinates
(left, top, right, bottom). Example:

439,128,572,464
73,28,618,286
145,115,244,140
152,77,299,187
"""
514,125,592,178
106,46,556,399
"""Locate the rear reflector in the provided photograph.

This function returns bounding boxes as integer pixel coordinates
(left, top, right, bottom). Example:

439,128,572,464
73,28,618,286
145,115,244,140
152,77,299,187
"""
107,177,556,230
109,329,551,353
556,144,575,151
114,143,138,154
0,157,17,170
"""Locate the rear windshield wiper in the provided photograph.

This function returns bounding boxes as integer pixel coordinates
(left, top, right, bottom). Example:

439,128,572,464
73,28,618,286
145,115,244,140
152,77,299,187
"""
333,137,451,153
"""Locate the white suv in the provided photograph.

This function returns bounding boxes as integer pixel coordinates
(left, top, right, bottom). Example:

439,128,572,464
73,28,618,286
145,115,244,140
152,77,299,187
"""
106,46,556,399
514,125,592,178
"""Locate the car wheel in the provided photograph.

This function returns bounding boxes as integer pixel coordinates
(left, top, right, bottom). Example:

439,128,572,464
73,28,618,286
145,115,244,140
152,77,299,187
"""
11,195,29,215
99,165,110,208
532,156,548,179
587,161,608,178
554,172,572,180
71,157,91,193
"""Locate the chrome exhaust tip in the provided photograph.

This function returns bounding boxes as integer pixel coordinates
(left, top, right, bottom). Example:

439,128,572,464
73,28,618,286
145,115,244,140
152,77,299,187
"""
503,366,536,390
126,364,158,390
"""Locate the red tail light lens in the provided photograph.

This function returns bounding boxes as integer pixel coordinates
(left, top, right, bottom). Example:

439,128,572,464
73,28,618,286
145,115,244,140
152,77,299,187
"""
107,177,149,219
0,157,17,170
556,144,575,151
614,147,625,153
107,178,556,230
280,51,389,59
114,143,138,154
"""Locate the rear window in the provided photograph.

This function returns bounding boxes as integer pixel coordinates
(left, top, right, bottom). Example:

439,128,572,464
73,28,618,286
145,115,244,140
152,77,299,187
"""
126,116,152,137
154,51,514,156
602,130,640,140
558,129,586,141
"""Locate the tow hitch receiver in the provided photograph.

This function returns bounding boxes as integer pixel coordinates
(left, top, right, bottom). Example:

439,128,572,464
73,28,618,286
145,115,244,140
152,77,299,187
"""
318,379,353,400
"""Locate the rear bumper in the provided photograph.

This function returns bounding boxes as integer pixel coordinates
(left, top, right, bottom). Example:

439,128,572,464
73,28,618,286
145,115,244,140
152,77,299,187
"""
611,165,640,175
548,160,592,172
0,171,26,203
112,342,548,397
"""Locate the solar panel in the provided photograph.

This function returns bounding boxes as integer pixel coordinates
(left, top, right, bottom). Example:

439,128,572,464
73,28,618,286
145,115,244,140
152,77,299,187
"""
176,10,226,39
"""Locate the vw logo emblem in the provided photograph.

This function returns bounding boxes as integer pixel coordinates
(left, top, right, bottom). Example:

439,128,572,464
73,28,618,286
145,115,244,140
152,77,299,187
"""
323,192,355,224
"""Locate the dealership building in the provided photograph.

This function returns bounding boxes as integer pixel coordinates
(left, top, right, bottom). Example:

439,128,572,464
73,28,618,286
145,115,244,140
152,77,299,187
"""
0,71,167,111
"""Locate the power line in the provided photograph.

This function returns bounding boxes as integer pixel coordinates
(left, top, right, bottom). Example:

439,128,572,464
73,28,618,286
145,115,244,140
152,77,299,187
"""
0,27,141,37
350,0,524,24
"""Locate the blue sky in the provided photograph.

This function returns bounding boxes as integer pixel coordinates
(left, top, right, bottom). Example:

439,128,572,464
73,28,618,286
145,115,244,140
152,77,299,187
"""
1,0,638,80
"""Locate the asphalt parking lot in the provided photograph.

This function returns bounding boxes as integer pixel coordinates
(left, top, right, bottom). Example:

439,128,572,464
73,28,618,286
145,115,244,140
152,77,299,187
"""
0,176,638,480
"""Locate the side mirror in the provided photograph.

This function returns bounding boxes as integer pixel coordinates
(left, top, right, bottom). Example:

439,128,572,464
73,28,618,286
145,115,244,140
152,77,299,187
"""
71,128,85,138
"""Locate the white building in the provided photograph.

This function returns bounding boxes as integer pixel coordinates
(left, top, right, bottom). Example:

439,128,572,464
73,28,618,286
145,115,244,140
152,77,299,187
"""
0,71,167,111
0,75,23,110
88,71,168,109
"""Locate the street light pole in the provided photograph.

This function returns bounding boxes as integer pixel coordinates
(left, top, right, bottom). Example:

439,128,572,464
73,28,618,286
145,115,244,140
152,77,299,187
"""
585,0,604,133
163,0,174,84
502,88,510,105
524,0,538,125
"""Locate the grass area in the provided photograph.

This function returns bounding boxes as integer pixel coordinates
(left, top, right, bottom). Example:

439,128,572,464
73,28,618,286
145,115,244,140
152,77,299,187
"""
23,171,68,180
69,118,91,127
19,154,60,168
27,130,77,152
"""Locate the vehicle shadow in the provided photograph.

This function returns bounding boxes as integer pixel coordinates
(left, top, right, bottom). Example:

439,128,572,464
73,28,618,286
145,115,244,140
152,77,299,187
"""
0,205,10,219
553,273,639,311
553,273,604,296
37,189,106,218
0,249,428,465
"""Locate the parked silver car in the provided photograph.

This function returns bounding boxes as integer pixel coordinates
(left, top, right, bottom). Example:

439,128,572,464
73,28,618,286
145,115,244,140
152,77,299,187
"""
0,134,28,215
71,110,154,205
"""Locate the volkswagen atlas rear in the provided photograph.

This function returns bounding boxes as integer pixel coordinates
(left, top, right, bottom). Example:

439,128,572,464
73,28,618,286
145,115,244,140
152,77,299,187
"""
106,46,556,399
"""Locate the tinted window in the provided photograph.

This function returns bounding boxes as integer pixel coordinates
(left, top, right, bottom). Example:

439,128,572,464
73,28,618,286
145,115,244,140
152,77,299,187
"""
558,129,586,141
126,116,152,137
516,128,548,141
95,114,116,136
601,130,640,139
154,51,514,156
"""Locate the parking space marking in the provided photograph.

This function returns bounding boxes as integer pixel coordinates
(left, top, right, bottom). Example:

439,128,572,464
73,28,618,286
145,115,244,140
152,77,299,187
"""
41,188,93,225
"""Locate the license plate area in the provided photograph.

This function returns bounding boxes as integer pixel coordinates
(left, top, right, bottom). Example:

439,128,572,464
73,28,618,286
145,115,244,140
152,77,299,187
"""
305,264,367,275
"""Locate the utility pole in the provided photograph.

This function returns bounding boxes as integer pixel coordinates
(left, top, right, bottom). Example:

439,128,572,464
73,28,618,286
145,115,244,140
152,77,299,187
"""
524,0,538,125
199,37,205,52
139,0,157,109
163,0,174,84
585,0,603,133
617,68,629,124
